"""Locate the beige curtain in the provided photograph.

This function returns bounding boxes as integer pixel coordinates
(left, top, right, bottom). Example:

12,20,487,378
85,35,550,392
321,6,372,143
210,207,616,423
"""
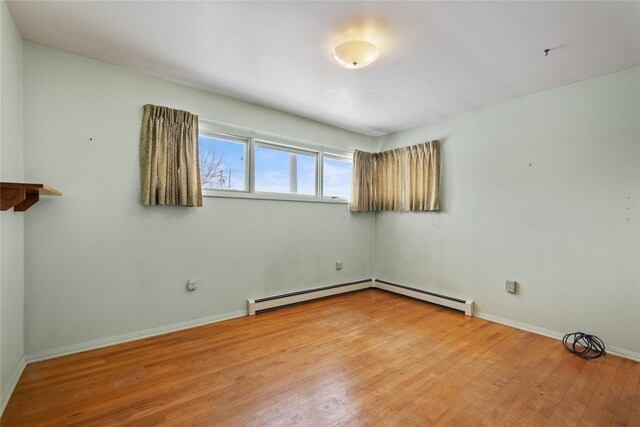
351,150,375,212
351,140,440,212
139,104,202,207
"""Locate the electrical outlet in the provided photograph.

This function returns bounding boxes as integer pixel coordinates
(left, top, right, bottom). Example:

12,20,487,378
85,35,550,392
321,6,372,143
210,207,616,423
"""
336,262,343,271
505,280,516,294
186,279,198,291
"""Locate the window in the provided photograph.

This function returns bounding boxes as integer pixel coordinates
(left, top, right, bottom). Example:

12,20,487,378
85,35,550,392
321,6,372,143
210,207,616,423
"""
198,133,248,191
255,143,317,196
323,156,352,199
199,127,353,203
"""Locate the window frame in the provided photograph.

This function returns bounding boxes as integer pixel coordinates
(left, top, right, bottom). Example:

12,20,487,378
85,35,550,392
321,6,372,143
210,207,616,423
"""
199,129,250,194
199,124,352,204
253,139,320,199
321,153,354,201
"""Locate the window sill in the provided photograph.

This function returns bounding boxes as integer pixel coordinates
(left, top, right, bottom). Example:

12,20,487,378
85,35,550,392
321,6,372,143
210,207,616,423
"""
202,189,350,205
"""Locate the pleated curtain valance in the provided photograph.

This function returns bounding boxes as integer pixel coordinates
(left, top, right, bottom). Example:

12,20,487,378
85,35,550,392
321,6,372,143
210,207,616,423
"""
351,140,440,212
139,104,202,207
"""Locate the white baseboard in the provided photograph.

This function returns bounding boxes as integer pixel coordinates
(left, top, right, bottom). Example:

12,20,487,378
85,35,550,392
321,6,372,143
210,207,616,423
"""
248,280,373,315
372,279,474,316
475,311,640,363
23,299,640,365
246,279,473,317
2,285,637,418
26,309,247,364
1,354,27,416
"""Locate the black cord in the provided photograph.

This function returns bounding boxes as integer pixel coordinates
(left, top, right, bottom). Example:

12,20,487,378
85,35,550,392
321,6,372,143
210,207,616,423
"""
562,332,606,359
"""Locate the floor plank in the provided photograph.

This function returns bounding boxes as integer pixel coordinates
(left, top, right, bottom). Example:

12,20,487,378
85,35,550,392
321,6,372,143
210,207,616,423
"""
2,290,637,426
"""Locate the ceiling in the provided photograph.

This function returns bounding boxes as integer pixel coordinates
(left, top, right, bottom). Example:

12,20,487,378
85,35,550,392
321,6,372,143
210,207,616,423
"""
7,1,640,136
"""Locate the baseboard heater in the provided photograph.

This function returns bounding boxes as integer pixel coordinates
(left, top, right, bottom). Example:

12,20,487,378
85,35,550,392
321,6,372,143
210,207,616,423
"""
247,279,373,315
248,278,474,317
373,279,474,316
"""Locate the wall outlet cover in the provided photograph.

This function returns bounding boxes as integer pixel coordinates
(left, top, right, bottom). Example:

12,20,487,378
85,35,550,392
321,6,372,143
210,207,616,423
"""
506,280,516,293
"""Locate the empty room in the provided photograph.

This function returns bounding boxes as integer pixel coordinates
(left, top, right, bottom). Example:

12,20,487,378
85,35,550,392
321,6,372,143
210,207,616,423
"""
1,1,639,425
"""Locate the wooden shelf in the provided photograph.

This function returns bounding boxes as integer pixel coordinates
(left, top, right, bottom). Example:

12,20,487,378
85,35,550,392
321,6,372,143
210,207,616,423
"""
1,182,62,212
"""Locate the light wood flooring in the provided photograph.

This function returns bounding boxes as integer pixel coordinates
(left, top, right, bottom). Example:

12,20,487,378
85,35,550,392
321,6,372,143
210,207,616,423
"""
2,289,638,426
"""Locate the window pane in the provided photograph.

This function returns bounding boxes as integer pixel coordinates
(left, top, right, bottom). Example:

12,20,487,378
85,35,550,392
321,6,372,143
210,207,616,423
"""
199,134,247,191
323,157,352,199
255,145,317,195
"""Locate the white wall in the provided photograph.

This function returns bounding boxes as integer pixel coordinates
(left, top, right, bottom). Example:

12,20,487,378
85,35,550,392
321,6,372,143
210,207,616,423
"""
375,68,640,356
15,38,640,363
0,0,25,409
22,43,375,355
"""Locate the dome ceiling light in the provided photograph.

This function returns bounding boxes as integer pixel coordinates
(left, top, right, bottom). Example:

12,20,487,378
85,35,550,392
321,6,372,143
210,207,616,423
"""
331,40,380,69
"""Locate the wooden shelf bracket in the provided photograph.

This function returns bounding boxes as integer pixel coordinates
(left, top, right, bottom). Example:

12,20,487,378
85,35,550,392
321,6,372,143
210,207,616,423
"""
1,182,62,212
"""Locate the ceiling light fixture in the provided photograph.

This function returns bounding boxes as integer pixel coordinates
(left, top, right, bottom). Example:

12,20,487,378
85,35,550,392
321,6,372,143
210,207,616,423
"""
331,40,380,69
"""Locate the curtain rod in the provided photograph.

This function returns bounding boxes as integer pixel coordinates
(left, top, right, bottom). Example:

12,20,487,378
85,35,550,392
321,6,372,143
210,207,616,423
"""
199,117,356,154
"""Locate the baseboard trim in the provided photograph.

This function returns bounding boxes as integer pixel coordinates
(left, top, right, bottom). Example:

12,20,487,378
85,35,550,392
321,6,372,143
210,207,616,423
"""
475,311,640,363
373,279,474,316
1,354,27,416
3,282,635,418
248,279,373,315
26,309,247,364
248,278,475,317
17,293,640,366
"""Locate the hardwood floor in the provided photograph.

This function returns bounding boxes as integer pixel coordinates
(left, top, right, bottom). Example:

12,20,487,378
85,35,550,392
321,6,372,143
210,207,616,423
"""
2,289,639,426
